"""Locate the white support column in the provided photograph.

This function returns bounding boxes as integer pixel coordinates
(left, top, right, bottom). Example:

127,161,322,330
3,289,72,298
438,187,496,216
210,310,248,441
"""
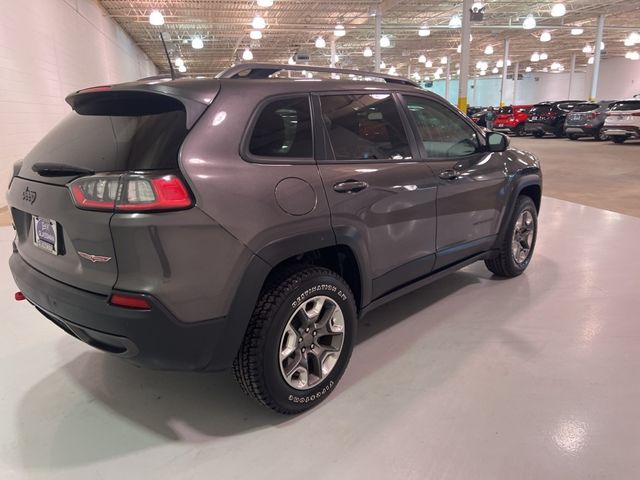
512,61,519,104
568,53,576,98
374,10,382,73
330,39,336,68
499,38,510,107
472,75,478,106
590,15,605,101
445,58,451,102
458,0,472,112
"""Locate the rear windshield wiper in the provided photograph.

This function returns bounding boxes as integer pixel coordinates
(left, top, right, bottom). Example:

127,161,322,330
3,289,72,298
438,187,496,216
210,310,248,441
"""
32,162,95,177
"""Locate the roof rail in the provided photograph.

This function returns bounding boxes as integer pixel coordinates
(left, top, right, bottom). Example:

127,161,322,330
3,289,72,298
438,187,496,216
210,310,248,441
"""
216,63,420,87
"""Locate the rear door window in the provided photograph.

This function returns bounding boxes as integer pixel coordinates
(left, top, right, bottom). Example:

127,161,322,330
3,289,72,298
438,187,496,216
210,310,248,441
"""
571,103,599,112
248,96,313,158
404,95,480,158
611,101,640,111
319,94,412,161
557,102,581,112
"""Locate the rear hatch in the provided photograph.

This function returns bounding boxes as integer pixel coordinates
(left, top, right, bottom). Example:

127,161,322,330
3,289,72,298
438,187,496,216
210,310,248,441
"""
7,80,218,295
527,104,553,124
566,103,599,125
605,101,640,127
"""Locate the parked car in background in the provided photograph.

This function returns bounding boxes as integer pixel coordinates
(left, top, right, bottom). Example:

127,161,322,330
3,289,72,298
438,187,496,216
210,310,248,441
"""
602,99,640,144
525,101,584,138
493,105,533,136
564,100,617,141
471,109,488,127
467,106,485,117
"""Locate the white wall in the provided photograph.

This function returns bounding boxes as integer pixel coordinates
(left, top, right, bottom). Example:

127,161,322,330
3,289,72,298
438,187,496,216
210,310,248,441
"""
0,0,157,206
586,57,640,100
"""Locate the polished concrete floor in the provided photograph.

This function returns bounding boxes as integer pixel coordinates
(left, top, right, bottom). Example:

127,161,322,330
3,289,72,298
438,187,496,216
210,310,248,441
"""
1,196,640,479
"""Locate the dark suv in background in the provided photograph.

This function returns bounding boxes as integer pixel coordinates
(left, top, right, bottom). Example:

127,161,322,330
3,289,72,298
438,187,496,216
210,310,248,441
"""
526,100,584,138
7,64,542,414
564,100,616,141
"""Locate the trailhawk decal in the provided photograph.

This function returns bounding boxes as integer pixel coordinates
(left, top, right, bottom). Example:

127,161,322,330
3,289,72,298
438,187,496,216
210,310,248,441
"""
291,284,348,309
289,381,335,403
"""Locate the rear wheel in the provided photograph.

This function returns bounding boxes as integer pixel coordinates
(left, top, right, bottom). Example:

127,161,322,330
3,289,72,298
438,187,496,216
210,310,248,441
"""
611,136,626,144
515,123,526,137
568,134,579,141
233,265,356,414
595,129,608,141
485,196,537,278
533,131,544,138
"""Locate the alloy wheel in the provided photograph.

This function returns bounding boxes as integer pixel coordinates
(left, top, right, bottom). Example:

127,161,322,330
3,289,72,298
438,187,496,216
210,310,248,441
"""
512,210,535,264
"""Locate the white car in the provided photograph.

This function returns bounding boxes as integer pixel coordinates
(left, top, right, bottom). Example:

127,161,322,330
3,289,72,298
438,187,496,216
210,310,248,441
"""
603,99,640,143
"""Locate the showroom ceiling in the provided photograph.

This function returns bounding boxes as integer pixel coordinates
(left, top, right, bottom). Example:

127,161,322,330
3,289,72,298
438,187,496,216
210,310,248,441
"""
99,0,640,78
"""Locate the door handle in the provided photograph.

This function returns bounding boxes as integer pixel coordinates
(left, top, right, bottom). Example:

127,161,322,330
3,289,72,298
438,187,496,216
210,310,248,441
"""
333,180,369,193
439,169,461,180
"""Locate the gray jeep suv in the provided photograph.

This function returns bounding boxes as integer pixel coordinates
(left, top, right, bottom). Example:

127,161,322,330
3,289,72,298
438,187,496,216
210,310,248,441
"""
7,64,542,414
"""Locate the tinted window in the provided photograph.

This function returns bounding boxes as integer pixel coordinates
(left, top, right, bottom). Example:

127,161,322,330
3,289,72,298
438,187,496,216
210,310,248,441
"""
572,103,599,112
611,101,640,111
529,105,551,114
249,97,312,158
404,95,480,158
320,94,411,161
557,102,581,112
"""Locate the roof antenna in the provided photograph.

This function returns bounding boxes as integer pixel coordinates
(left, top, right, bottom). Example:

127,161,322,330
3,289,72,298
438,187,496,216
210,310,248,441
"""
160,32,176,79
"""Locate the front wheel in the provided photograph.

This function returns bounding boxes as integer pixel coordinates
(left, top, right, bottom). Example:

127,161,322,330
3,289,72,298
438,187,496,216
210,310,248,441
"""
533,131,544,138
515,124,526,137
485,196,538,277
233,265,356,414
611,136,626,144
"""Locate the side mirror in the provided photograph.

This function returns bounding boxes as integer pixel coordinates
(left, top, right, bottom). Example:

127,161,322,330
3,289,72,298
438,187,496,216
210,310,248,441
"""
487,131,509,152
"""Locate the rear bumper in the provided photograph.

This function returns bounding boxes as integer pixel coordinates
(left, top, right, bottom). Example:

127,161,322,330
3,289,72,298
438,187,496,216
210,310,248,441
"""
10,251,229,371
602,126,640,138
564,125,598,135
525,122,560,134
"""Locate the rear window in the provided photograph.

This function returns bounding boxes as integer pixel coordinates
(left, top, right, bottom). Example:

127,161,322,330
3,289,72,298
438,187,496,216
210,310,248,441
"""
529,105,551,114
572,103,599,112
557,102,581,112
498,107,513,114
23,94,188,174
611,101,640,111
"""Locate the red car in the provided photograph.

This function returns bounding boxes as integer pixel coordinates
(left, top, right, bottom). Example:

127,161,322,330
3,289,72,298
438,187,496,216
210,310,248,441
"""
493,105,533,136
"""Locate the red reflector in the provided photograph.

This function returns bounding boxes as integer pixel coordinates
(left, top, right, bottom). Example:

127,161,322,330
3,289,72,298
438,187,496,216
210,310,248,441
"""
109,294,152,310
15,291,26,301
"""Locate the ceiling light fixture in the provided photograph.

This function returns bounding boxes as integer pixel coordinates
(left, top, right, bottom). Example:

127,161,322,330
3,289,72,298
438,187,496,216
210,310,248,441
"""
435,67,444,75
363,47,373,57
531,52,540,62
540,52,548,60
192,37,204,49
388,66,397,75
523,14,536,30
418,54,427,63
571,28,584,35
149,10,164,26
540,31,551,42
174,57,184,67
457,44,462,53
315,36,325,48
250,30,262,40
178,65,187,73
379,61,386,69
257,0,274,7
449,14,462,28
288,56,296,65
484,45,494,55
380,35,391,48
525,66,532,72
625,51,639,60
588,56,594,64
496,59,503,68
542,67,549,72
242,48,253,61
582,44,593,54
334,23,346,37
418,25,431,37
629,32,640,44
492,67,499,73
252,15,266,29
550,3,566,17
440,56,448,65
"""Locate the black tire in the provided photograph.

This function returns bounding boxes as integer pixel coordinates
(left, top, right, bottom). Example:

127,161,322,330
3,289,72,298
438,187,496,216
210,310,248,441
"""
485,196,538,278
594,129,608,141
568,134,579,141
533,131,544,138
611,136,626,144
554,130,565,138
515,123,525,137
233,265,356,414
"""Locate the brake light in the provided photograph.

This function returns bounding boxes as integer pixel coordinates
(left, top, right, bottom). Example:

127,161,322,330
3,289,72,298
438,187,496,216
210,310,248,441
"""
69,173,192,212
109,293,152,310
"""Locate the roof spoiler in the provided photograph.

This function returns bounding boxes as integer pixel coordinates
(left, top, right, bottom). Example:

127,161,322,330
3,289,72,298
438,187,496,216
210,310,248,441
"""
216,63,420,87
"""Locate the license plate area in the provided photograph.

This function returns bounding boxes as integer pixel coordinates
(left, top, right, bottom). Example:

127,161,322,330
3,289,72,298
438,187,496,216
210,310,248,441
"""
32,216,59,255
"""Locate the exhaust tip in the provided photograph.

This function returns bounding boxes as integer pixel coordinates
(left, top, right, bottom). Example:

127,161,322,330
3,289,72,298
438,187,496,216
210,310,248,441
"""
15,291,26,301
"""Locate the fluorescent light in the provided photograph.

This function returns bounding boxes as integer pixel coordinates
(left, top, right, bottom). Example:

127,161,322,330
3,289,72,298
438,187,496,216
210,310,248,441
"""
540,31,551,42
523,14,536,30
315,36,325,48
149,10,164,26
252,15,266,29
380,35,391,48
178,65,187,73
192,37,204,49
449,14,462,28
418,25,431,37
242,48,253,61
550,3,566,17
257,0,274,6
418,54,427,63
484,45,494,55
363,47,373,57
540,52,548,60
531,52,540,62
250,30,262,40
440,56,448,65
174,57,184,67
496,59,503,68
334,24,346,37
425,59,433,67
571,28,584,35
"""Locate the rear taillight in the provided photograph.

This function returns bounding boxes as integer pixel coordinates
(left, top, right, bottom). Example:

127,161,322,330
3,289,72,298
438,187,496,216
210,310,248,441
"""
69,172,192,212
109,293,152,310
